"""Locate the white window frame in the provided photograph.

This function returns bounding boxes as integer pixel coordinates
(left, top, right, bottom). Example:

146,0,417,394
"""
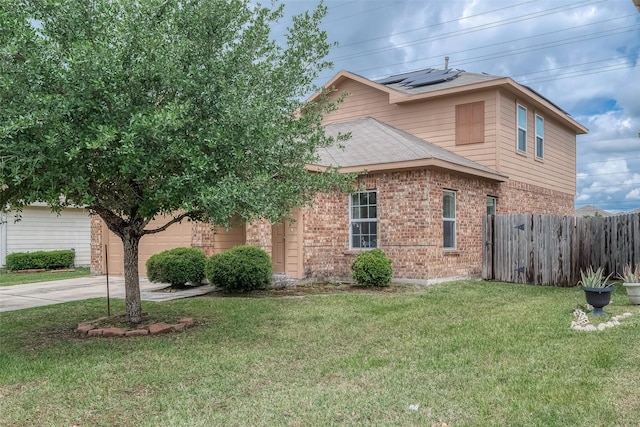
535,114,544,159
517,104,527,153
349,190,377,250
443,190,456,250
486,196,497,216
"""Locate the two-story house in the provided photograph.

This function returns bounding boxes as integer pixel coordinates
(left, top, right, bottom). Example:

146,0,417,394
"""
92,67,588,281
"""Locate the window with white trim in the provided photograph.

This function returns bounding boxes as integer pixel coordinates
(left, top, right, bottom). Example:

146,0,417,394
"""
517,104,527,153
443,190,456,249
350,191,377,249
535,114,544,159
486,196,497,216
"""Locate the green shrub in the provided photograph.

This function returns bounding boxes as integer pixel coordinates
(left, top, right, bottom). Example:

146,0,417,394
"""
146,247,206,287
205,245,272,292
351,248,393,287
5,250,75,271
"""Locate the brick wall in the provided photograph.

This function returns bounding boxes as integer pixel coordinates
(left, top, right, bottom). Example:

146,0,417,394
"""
496,180,573,216
90,215,103,275
300,169,570,281
88,172,573,280
191,221,216,256
245,221,272,253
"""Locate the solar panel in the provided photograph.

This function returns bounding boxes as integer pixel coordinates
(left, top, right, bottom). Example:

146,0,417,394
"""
408,70,460,87
377,68,461,88
376,69,435,85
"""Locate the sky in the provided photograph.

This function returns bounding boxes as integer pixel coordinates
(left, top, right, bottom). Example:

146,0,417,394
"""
274,0,640,213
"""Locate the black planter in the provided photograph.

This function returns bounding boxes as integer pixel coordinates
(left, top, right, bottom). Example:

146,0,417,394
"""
581,285,615,316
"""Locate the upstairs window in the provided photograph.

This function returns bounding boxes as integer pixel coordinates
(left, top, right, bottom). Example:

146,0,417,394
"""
517,104,527,153
350,191,377,249
443,190,456,249
455,101,485,145
535,114,544,159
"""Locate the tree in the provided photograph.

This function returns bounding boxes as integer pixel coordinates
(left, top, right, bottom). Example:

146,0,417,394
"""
0,0,350,322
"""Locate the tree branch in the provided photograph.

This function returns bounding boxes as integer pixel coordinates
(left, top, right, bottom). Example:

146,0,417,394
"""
143,212,199,235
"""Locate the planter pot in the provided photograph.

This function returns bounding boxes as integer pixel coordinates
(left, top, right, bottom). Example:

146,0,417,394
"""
581,285,615,316
623,282,640,305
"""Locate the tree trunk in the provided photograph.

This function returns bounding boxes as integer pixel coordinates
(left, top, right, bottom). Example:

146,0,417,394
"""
122,232,143,323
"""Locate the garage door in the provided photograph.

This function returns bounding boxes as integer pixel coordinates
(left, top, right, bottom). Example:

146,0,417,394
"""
4,206,91,267
106,216,193,276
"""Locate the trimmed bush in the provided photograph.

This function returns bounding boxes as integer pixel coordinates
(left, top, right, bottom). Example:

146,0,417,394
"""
205,245,272,292
351,248,393,287
5,250,75,271
146,247,206,287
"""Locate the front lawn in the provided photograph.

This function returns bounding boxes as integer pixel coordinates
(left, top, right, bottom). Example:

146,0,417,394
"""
1,281,639,426
0,267,91,286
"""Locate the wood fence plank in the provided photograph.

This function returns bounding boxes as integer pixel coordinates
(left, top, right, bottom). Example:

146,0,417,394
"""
483,213,640,286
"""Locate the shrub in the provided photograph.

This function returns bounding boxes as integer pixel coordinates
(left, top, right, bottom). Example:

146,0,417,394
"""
205,245,272,292
5,250,75,271
351,248,393,287
146,247,206,287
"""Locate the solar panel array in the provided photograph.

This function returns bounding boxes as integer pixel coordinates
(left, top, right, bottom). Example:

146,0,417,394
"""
376,68,461,88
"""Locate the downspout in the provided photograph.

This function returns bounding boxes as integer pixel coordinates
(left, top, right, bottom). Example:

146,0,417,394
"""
0,211,7,267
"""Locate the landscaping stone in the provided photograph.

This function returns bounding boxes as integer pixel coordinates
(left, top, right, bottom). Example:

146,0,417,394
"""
76,323,94,334
172,323,186,331
76,316,196,338
102,327,126,337
179,317,195,327
149,322,172,335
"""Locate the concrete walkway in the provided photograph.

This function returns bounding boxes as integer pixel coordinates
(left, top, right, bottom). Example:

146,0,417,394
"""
0,276,214,312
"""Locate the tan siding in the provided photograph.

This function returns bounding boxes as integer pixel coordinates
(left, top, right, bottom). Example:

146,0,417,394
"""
212,225,246,254
106,217,193,276
497,90,576,195
5,206,91,266
326,82,499,171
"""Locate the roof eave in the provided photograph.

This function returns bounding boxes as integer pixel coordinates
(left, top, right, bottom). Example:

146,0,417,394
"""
307,70,399,103
307,158,508,183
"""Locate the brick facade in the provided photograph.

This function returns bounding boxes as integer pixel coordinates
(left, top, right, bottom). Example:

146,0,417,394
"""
298,169,571,282
496,180,573,216
89,173,574,280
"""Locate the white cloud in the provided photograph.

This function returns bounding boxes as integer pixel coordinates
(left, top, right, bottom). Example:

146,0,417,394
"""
626,189,640,200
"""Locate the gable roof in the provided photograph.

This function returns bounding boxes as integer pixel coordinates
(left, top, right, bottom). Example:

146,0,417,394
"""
313,68,588,135
575,205,612,217
310,117,507,182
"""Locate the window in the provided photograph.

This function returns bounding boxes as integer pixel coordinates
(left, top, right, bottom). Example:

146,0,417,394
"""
350,191,377,249
535,114,544,159
443,190,456,249
455,101,484,145
486,196,497,216
517,104,527,152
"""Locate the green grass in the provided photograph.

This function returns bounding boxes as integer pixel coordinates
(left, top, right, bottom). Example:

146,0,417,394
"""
1,281,639,426
0,267,91,286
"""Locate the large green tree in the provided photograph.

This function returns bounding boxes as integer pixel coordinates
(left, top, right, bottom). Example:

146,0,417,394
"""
0,0,349,322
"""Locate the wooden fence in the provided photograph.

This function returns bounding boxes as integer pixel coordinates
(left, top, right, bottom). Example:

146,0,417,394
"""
482,213,640,286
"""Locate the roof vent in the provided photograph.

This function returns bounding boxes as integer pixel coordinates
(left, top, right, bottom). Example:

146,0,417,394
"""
445,56,449,70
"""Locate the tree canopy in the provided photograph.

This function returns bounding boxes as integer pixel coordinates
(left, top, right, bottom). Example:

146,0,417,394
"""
0,0,350,321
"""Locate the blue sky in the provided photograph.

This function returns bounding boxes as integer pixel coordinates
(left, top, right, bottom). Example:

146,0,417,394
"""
276,0,640,213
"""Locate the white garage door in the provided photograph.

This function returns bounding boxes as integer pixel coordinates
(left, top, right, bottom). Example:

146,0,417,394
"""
3,206,91,267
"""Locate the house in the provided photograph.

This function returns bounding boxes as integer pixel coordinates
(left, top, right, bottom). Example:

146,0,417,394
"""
575,205,612,218
91,67,588,281
1,205,91,268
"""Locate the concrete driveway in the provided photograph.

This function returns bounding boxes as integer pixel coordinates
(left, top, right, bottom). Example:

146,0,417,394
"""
0,276,213,312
